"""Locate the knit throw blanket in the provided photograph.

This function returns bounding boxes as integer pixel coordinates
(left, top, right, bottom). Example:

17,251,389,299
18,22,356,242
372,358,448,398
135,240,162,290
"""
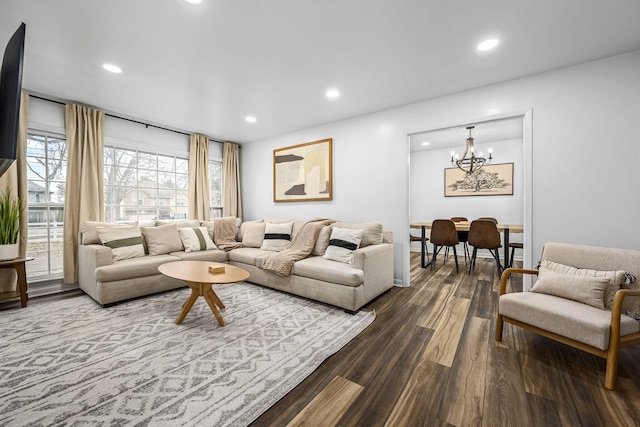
213,217,242,251
261,219,335,276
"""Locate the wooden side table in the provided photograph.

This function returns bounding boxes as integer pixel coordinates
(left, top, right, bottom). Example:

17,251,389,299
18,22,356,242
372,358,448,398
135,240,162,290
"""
0,257,33,308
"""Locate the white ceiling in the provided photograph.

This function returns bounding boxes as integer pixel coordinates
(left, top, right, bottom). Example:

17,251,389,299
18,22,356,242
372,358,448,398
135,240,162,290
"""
409,116,523,153
2,0,639,144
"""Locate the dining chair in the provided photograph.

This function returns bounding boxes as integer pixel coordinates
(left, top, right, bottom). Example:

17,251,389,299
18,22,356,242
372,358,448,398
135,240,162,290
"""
429,219,460,272
507,241,523,268
450,216,470,264
476,217,498,224
468,219,502,274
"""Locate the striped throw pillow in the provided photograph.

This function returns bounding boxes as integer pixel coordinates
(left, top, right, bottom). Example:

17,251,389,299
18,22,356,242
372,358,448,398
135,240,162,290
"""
97,226,145,262
179,227,218,252
322,227,363,264
260,221,293,252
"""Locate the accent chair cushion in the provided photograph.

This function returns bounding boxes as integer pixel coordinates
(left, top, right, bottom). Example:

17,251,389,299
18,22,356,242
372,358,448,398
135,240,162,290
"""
323,227,363,264
97,226,145,262
530,271,609,309
140,224,184,256
178,227,217,252
260,222,293,252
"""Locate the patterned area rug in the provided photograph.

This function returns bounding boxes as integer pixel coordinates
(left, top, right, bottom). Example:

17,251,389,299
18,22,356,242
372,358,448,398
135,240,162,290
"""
0,282,375,426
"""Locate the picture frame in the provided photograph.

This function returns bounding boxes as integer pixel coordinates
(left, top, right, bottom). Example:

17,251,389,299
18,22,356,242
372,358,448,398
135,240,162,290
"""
273,138,333,202
444,162,514,197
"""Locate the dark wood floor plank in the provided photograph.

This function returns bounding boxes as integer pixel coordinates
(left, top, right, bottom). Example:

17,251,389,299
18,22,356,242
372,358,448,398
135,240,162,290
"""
422,296,471,367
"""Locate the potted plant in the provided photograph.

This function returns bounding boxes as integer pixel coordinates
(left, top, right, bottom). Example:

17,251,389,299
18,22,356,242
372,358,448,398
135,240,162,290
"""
0,188,21,261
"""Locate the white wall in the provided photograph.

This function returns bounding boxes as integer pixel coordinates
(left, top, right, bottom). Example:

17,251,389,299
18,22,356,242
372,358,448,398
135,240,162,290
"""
241,50,640,286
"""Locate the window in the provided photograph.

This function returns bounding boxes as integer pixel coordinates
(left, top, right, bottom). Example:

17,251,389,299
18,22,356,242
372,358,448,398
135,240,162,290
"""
209,160,223,218
26,133,67,278
104,147,189,222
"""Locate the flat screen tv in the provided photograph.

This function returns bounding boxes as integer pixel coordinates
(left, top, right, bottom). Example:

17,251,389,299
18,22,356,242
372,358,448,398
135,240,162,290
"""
0,23,26,178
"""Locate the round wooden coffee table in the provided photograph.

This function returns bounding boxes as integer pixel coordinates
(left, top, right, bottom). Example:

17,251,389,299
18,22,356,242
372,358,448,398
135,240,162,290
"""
158,261,250,326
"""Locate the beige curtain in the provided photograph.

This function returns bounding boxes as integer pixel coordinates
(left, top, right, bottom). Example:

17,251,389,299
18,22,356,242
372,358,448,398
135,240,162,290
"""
222,142,242,219
188,134,210,220
63,104,104,284
0,91,29,293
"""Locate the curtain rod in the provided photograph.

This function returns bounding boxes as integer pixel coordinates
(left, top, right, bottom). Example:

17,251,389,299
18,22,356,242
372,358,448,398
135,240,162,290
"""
28,93,228,145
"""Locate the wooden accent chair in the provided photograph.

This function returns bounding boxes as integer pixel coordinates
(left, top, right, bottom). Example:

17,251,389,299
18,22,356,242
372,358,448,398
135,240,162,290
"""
429,219,460,273
496,242,640,390
468,219,502,274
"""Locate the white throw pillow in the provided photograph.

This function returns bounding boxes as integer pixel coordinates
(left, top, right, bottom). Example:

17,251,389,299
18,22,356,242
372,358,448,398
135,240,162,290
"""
323,227,363,264
140,224,184,255
97,226,145,262
242,222,266,248
178,227,217,252
260,222,293,252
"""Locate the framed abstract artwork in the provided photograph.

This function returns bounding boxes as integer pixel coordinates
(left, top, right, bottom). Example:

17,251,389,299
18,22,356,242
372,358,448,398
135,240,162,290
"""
444,162,514,197
273,138,333,202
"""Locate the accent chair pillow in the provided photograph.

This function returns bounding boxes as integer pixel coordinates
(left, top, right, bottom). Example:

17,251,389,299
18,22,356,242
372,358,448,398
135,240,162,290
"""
242,222,266,248
530,271,610,309
97,226,145,262
140,224,184,255
260,221,293,252
323,227,363,264
539,260,625,309
178,227,217,252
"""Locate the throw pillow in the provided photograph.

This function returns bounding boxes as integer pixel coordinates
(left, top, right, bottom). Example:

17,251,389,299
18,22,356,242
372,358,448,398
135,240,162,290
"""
178,227,217,252
312,225,332,256
242,222,266,248
331,222,383,247
530,271,609,309
82,221,134,245
140,224,184,255
260,221,293,252
323,227,363,264
97,226,145,262
539,260,625,309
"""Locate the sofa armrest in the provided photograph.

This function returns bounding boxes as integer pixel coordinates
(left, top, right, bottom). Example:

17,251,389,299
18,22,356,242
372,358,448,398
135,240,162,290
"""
499,267,539,296
77,243,113,290
353,243,394,299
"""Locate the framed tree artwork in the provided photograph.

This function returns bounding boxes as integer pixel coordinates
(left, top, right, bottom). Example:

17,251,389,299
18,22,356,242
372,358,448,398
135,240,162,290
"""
273,138,333,202
444,162,514,197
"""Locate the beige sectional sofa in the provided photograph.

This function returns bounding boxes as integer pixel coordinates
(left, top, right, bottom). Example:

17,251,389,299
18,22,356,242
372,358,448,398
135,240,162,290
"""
77,217,394,313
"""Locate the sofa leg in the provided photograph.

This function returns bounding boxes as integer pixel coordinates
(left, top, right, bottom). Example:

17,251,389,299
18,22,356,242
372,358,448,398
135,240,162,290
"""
495,314,504,341
605,351,620,390
344,309,359,315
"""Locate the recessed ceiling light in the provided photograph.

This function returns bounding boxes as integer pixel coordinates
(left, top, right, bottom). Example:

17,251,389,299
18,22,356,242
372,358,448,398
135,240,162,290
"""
184,0,204,4
326,89,340,98
421,142,430,146
245,116,257,123
477,38,499,51
102,63,122,73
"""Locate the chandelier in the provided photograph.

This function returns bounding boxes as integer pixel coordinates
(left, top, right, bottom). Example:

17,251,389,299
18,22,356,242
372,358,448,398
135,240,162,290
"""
450,125,492,173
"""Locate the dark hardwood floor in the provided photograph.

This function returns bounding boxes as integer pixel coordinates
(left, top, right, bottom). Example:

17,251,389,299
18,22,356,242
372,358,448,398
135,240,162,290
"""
4,253,640,426
252,252,640,427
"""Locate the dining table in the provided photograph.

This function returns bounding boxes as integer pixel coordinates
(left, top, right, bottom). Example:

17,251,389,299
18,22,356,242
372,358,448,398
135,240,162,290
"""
410,221,524,269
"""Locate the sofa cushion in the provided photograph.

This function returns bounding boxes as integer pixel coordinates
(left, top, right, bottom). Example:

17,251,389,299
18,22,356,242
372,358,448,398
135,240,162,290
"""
261,221,293,252
499,292,640,350
97,226,145,262
228,247,275,266
171,250,228,263
312,225,332,256
156,219,200,228
95,254,179,282
178,227,217,252
242,222,266,248
539,260,625,309
323,227,363,264
331,222,383,247
530,272,609,309
141,224,184,255
293,256,364,287
83,221,135,245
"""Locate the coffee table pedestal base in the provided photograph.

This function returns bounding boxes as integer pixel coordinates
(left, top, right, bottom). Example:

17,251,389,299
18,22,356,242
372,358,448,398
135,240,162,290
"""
176,281,226,326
